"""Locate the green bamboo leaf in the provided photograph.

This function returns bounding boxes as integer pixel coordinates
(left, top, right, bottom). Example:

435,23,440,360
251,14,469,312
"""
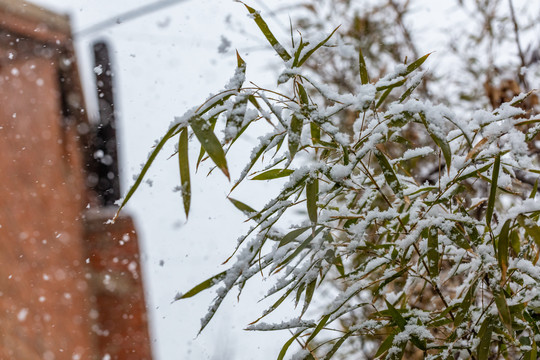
278,227,310,248
190,115,230,179
289,114,303,158
195,116,217,170
358,48,369,85
374,331,395,358
227,197,260,220
278,227,324,267
302,279,317,316
297,82,309,105
399,77,422,103
310,122,320,144
374,148,403,198
493,287,512,334
375,87,393,108
524,338,537,360
498,220,511,278
376,77,406,92
297,26,340,67
477,315,494,360
252,168,294,180
404,53,431,75
306,313,331,345
385,300,406,330
333,253,345,277
178,127,191,218
486,155,500,226
306,177,319,224
243,3,291,62
374,268,408,296
174,271,227,300
277,330,304,360
518,215,540,247
454,280,477,327
323,332,352,360
419,113,452,173
529,178,539,198
427,227,439,277
292,37,308,68
116,123,181,218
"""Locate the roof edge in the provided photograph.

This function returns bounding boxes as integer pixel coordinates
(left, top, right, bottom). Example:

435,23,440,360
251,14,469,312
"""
0,0,71,34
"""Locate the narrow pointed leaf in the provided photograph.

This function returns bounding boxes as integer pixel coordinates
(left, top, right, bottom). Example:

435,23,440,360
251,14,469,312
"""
243,4,291,62
297,26,340,67
374,331,395,358
486,155,500,226
419,113,452,173
228,197,260,220
252,168,294,180
278,227,310,248
498,219,511,279
359,48,369,84
405,53,431,75
493,287,512,334
427,226,439,277
306,313,331,345
277,330,304,360
306,177,319,224
178,127,191,218
302,279,317,316
323,332,352,360
374,148,403,198
289,114,303,159
116,123,180,217
477,316,494,360
175,271,227,300
191,115,230,179
385,300,406,330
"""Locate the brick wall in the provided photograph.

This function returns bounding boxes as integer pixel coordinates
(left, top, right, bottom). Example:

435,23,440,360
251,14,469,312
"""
0,2,153,359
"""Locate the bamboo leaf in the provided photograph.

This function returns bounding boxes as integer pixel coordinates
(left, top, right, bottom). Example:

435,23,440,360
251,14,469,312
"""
228,197,260,220
297,26,340,67
174,271,227,300
191,115,230,179
277,330,304,360
486,155,500,226
195,116,217,170
116,123,181,218
306,177,319,224
405,53,431,75
278,227,310,248
454,280,477,327
498,219,511,279
477,315,494,360
243,4,291,62
427,227,439,277
302,279,317,316
419,113,452,173
385,300,406,330
359,48,369,85
374,147,403,198
323,332,352,360
306,313,331,345
493,287,512,334
374,331,395,358
289,114,303,158
252,168,294,180
178,127,191,218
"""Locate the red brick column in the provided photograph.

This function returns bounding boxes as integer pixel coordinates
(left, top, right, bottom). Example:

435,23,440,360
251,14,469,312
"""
83,208,153,360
